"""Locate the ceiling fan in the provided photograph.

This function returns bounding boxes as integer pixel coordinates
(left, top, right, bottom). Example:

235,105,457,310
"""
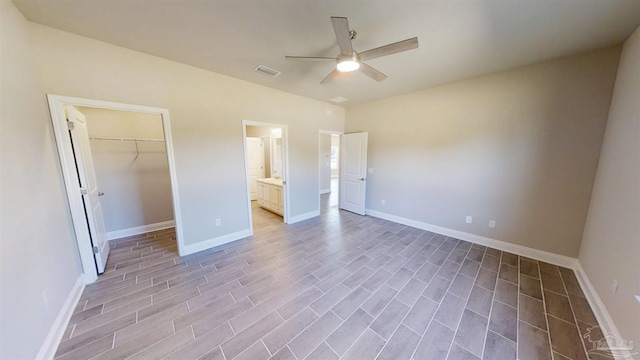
285,17,418,84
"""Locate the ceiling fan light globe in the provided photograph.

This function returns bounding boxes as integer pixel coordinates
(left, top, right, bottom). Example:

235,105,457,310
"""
337,60,360,72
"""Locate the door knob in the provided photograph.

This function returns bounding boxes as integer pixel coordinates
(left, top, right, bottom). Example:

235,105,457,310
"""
98,192,105,196
359,178,365,181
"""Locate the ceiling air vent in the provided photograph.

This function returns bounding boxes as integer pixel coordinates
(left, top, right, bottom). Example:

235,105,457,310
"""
254,65,281,77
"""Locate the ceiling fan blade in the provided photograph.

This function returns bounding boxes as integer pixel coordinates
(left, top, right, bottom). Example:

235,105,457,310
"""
359,63,387,82
285,56,336,62
320,69,340,84
359,37,419,61
331,17,353,56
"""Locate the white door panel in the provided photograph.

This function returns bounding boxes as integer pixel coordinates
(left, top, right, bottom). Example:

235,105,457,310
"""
344,181,361,204
67,105,110,273
247,137,265,200
340,132,368,215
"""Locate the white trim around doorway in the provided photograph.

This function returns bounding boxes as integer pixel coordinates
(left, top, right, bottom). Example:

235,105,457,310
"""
47,94,185,284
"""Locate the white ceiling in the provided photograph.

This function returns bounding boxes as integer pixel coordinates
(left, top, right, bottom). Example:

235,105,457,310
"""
13,0,640,106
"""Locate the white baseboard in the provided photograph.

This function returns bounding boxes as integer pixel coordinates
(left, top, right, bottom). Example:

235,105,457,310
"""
36,276,84,360
180,229,252,256
320,189,331,195
365,209,578,269
107,220,175,241
573,263,635,360
288,210,321,224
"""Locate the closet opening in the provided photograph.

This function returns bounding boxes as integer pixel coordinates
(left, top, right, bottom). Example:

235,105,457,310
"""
80,106,176,241
48,95,183,284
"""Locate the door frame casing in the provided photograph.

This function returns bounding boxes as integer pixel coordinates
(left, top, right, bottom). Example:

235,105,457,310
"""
47,94,184,284
242,120,290,232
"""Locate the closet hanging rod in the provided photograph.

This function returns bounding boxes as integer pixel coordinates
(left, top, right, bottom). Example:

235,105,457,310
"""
89,136,165,143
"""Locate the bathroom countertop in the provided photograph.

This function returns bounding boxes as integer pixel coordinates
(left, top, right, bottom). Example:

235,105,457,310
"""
256,178,283,186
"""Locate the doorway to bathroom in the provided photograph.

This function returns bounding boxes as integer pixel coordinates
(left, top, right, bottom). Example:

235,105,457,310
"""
242,121,289,231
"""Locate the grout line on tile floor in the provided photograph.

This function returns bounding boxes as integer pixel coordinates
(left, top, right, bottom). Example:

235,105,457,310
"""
420,238,471,360
480,250,504,360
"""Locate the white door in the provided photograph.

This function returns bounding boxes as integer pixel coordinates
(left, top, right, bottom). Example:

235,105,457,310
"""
66,106,110,273
340,132,368,215
247,137,265,200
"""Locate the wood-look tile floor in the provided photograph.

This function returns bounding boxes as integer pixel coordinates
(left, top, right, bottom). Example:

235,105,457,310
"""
55,192,609,360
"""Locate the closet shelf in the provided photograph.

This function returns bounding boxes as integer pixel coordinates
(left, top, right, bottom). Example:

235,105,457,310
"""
89,136,165,143
89,136,165,160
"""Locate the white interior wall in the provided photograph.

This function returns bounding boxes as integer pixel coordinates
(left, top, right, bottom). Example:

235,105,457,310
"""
80,107,174,235
0,2,83,358
578,26,640,351
346,47,621,257
29,23,345,249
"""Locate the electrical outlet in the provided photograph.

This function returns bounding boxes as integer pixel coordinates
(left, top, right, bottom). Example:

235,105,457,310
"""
611,279,618,294
489,220,496,228
635,295,640,304
42,290,50,309
215,219,221,227
381,200,385,205
465,216,472,224
368,168,374,174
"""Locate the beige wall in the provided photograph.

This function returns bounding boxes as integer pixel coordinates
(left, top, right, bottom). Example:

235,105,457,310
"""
579,27,640,350
347,47,620,257
80,107,174,233
245,125,272,138
29,23,345,247
0,2,82,358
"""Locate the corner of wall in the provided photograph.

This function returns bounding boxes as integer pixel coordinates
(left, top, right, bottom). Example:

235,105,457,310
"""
180,228,253,256
573,263,637,360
